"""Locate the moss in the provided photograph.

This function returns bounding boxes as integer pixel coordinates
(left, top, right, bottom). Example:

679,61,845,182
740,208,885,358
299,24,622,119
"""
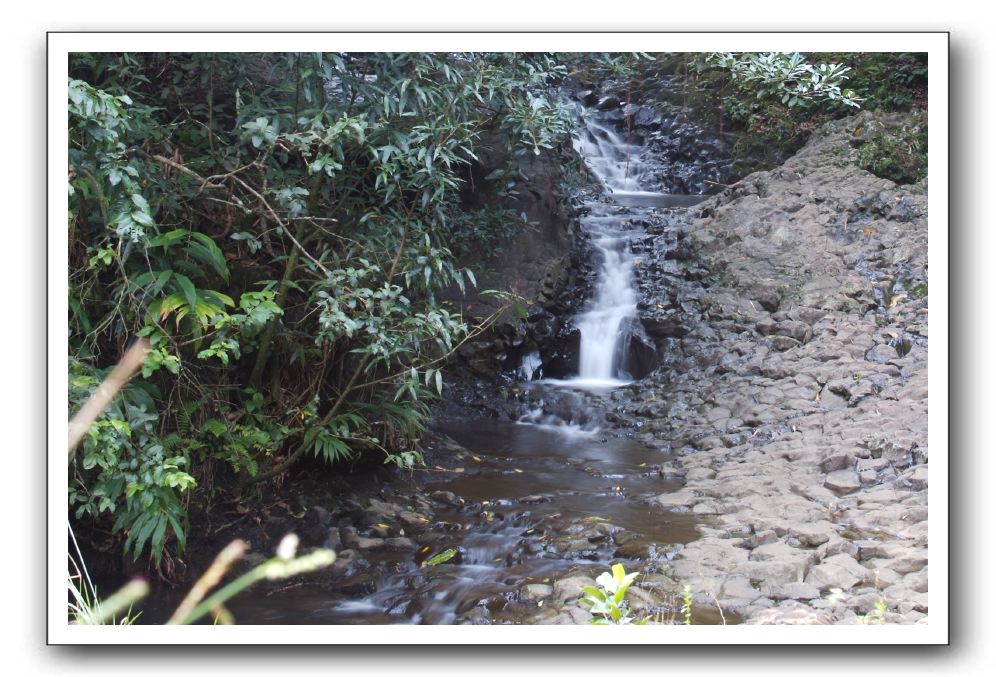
855,112,927,185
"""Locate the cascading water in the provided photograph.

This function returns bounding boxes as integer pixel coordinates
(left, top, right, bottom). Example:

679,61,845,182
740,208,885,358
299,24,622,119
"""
571,119,646,193
572,217,638,386
559,108,655,388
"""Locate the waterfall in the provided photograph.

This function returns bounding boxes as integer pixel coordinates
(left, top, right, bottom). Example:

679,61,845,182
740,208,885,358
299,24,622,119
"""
571,119,646,193
564,111,648,387
523,104,697,390
574,221,638,382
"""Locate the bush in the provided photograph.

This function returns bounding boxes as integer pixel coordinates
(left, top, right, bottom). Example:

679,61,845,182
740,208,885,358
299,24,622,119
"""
856,112,928,184
68,52,574,565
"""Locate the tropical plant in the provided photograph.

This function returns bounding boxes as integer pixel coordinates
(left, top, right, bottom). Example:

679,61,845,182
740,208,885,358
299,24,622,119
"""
704,52,863,110
580,563,642,625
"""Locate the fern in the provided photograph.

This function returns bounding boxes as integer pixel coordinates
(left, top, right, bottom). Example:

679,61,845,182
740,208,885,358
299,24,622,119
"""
311,430,353,464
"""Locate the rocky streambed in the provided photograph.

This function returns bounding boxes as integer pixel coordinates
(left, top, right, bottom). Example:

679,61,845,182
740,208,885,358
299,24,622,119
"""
139,106,929,628
590,109,930,624
430,107,930,625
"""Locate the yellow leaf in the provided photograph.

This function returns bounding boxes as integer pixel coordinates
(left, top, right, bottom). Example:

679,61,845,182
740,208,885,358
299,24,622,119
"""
514,468,523,474
889,293,906,308
376,523,390,530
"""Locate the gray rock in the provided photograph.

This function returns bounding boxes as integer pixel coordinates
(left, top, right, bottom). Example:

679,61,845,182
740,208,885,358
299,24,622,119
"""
520,584,553,601
768,582,822,601
775,320,813,343
825,469,861,495
789,520,836,547
805,554,870,591
553,606,593,625
821,449,856,472
865,344,899,364
745,604,831,624
553,575,597,606
902,466,928,490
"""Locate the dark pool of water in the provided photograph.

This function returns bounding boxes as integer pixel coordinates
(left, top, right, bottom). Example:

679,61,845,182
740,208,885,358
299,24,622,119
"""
138,417,705,625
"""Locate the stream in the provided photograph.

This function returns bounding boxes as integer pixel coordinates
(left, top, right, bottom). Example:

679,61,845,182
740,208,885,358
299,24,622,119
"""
144,100,723,625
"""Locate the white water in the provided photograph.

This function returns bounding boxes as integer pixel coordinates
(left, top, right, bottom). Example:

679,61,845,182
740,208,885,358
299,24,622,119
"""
571,119,646,193
574,220,638,382
568,112,650,385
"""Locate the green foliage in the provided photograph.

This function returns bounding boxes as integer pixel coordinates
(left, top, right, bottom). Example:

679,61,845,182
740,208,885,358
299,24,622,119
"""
580,563,642,625
855,112,928,184
68,358,194,566
681,583,693,625
813,52,927,111
668,52,926,172
68,52,573,566
705,52,862,110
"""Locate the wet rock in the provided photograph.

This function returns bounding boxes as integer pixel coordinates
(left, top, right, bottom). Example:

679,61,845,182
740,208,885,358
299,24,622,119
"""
329,548,362,577
520,584,553,601
617,317,658,379
382,537,417,552
323,527,342,551
398,511,432,531
641,314,688,339
429,491,462,507
539,326,581,378
352,536,386,551
596,96,621,110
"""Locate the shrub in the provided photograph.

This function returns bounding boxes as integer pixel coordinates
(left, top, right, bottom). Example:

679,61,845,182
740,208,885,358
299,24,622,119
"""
68,52,574,565
856,112,928,184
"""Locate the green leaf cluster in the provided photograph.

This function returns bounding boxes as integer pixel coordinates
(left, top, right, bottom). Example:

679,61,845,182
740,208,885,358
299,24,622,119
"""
68,52,574,566
579,563,643,625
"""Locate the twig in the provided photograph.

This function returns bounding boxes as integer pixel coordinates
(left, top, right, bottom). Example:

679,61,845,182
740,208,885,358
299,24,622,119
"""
151,154,226,191
68,339,150,460
167,539,248,624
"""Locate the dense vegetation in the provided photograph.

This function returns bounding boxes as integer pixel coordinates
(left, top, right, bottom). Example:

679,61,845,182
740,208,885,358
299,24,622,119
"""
606,52,927,171
68,52,573,567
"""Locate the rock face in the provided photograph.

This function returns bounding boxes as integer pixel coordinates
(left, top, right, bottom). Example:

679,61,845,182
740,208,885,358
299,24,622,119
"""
442,134,584,386
600,110,929,624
